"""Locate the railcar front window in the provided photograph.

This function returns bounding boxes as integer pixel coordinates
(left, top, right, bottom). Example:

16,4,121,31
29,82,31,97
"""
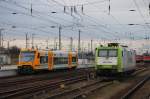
109,50,117,57
98,50,107,57
20,52,35,62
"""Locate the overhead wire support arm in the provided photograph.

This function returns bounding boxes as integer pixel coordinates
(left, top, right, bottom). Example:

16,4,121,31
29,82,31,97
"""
81,5,84,14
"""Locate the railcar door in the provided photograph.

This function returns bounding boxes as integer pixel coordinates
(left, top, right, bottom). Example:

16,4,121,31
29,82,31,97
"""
48,51,54,70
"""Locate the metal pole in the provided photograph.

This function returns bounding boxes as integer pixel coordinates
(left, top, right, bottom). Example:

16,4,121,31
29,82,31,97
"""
1,33,3,48
7,41,10,56
7,41,9,50
88,43,90,52
46,40,48,49
78,30,81,52
56,42,58,50
32,34,35,49
59,26,62,50
54,37,57,50
0,29,2,47
91,40,93,52
32,34,33,49
0,29,4,48
70,37,73,51
25,33,28,48
82,41,84,52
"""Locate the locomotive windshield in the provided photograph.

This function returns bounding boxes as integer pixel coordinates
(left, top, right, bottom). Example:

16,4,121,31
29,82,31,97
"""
99,50,107,57
98,49,117,57
20,51,35,62
109,50,117,57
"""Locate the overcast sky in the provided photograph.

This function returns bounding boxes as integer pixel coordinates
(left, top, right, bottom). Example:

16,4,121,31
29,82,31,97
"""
0,0,150,49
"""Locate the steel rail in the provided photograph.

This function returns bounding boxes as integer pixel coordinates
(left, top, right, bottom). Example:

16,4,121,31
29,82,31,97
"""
0,75,87,99
45,80,113,99
0,68,93,87
121,75,150,99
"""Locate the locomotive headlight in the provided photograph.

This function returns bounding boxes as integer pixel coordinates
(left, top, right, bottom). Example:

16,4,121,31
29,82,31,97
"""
112,65,116,69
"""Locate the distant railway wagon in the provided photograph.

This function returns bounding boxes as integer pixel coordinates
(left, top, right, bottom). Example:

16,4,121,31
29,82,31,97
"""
143,55,150,63
95,43,136,75
135,55,143,63
18,49,78,74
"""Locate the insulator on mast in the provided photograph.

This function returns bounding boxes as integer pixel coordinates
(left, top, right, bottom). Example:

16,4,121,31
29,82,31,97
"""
81,5,84,14
71,6,73,15
64,6,66,13
31,3,33,16
108,0,110,15
74,6,77,13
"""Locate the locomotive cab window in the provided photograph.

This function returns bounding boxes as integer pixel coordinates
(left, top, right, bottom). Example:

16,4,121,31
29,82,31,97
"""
108,50,117,57
98,50,107,57
98,49,117,57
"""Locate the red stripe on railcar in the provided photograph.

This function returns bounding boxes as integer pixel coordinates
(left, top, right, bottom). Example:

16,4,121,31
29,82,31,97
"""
143,56,150,61
136,55,143,61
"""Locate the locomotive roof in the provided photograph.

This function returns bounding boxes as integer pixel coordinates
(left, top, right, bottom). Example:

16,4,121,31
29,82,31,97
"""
96,46,135,52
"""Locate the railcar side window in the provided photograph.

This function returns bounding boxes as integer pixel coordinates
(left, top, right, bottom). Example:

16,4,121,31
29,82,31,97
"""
54,57,68,65
40,56,48,64
0,57,3,65
109,50,117,57
98,50,107,57
72,57,76,62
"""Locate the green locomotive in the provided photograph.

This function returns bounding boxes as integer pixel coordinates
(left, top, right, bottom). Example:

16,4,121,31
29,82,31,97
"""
95,43,136,75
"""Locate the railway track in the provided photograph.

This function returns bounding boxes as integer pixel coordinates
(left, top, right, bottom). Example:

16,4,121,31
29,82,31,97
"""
44,79,113,99
0,68,95,99
132,67,147,76
48,67,149,99
0,75,88,99
0,67,147,99
121,75,150,99
0,68,94,87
